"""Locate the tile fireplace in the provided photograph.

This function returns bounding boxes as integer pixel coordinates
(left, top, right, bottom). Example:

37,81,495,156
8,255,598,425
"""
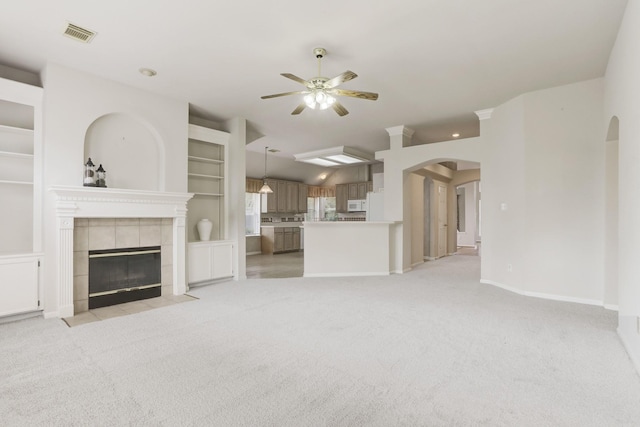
50,186,193,318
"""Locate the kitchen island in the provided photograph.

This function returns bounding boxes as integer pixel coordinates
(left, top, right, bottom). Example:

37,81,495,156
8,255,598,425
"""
303,221,397,277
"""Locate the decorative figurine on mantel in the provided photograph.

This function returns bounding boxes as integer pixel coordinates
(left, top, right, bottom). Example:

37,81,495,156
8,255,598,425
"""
96,164,107,188
83,158,96,186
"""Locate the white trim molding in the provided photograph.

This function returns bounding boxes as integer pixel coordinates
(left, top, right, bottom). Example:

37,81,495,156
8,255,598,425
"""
480,279,603,307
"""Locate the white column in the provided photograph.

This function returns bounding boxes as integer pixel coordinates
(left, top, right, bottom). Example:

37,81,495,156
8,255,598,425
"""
57,215,75,318
173,214,187,295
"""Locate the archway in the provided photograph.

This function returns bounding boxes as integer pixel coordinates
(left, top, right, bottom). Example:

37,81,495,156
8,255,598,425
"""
411,160,480,262
604,116,619,309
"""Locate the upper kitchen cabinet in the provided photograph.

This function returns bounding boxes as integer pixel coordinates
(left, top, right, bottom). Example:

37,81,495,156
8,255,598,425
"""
261,179,308,214
336,181,373,213
298,184,308,213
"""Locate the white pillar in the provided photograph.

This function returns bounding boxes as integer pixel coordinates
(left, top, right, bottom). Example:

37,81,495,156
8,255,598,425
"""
57,215,75,318
173,214,187,295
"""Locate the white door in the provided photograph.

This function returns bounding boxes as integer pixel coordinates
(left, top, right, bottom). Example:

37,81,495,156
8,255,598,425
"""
437,184,447,258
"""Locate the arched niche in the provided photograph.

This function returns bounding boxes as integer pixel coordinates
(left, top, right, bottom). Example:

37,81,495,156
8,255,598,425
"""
84,113,164,191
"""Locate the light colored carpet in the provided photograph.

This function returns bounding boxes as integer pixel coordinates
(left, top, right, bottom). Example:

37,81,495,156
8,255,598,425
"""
2,255,639,426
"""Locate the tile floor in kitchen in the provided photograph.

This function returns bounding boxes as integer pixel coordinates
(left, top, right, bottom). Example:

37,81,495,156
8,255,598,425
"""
246,251,304,279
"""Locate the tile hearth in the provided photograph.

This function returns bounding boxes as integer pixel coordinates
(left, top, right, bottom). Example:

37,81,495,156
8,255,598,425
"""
63,294,197,327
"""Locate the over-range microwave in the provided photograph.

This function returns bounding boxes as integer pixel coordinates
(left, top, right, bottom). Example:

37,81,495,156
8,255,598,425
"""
347,199,367,212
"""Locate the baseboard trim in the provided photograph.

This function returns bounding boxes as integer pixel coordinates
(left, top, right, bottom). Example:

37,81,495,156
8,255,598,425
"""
480,279,603,307
246,251,262,256
604,304,619,311
617,327,640,376
304,272,390,278
411,260,424,268
424,256,436,261
0,310,42,324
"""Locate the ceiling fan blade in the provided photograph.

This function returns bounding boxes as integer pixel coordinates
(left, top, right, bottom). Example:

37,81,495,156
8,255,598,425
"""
291,104,306,115
281,73,312,87
261,90,308,100
332,88,379,101
324,70,358,88
332,101,349,117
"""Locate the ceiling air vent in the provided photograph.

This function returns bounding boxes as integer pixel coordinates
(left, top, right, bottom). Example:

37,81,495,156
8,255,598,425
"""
62,22,96,43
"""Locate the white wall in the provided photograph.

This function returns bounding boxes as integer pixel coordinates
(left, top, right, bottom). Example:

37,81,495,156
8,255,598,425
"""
480,79,605,304
480,96,527,294
604,0,640,371
522,78,604,302
41,63,188,317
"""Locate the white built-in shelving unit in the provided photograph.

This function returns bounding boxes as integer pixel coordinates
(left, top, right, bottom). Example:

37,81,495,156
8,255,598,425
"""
186,124,234,285
0,78,42,317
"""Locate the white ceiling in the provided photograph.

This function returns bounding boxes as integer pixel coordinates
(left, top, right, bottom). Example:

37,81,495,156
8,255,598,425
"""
0,0,628,163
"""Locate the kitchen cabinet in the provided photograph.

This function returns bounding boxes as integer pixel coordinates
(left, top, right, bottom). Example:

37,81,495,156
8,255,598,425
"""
261,226,301,254
286,182,299,213
261,179,307,214
276,181,287,212
358,182,368,199
260,178,278,213
293,227,301,250
298,184,308,213
336,184,348,213
284,227,294,251
336,181,373,212
348,183,359,199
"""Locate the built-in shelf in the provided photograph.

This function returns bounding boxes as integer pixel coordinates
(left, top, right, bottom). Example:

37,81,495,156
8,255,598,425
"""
0,179,33,186
188,155,224,164
0,124,34,136
187,124,229,243
187,173,224,180
192,192,224,197
0,150,33,159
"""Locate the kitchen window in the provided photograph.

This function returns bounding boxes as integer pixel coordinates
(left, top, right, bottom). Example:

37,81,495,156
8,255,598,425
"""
245,193,261,235
306,197,336,221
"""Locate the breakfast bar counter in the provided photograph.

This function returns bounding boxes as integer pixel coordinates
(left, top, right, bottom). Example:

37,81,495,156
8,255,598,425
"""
302,221,397,277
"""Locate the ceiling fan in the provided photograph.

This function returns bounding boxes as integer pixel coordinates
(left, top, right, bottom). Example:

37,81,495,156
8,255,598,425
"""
261,47,379,117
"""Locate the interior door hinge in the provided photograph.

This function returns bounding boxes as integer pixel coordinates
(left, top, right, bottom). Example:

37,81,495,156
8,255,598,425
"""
38,260,40,267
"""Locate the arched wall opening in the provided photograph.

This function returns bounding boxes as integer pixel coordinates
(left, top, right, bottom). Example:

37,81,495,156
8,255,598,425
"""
407,158,480,263
84,113,165,191
604,115,619,309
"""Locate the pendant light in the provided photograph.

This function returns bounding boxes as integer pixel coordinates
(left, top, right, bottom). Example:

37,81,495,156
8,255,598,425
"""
259,146,273,194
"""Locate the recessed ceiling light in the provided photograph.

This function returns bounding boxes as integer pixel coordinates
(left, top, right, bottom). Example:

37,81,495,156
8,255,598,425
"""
452,133,460,138
139,68,157,77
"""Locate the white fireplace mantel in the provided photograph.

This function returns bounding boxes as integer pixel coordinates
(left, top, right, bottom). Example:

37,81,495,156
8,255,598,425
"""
49,186,193,318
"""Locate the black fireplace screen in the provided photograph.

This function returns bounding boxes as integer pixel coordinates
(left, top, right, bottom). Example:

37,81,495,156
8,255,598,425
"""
88,246,161,308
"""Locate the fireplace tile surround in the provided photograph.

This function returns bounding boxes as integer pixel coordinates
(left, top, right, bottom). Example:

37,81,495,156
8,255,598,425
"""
73,218,173,314
51,186,193,318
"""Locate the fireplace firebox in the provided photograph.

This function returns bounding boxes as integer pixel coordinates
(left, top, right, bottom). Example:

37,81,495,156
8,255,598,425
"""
88,246,161,309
